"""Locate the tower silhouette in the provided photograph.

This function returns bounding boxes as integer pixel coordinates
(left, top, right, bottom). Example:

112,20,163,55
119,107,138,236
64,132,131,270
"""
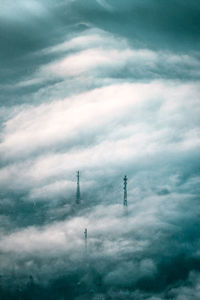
123,175,128,206
76,171,81,204
84,228,88,254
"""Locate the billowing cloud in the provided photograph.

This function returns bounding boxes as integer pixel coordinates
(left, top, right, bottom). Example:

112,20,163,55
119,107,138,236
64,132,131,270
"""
0,1,200,299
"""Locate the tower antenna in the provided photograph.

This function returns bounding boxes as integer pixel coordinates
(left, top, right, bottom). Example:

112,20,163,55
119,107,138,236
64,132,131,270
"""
76,171,81,204
123,175,128,206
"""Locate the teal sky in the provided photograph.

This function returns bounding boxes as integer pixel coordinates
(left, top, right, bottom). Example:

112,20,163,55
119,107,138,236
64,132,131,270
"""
0,1,200,299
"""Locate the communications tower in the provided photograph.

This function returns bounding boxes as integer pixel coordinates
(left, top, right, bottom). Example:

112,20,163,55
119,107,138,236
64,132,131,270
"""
123,175,128,206
76,171,81,204
84,228,88,254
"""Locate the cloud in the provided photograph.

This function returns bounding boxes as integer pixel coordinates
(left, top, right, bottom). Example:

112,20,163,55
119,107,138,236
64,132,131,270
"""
0,81,199,198
96,0,114,12
0,1,200,299
0,0,49,22
1,80,200,159
165,271,200,300
18,29,200,89
0,193,198,296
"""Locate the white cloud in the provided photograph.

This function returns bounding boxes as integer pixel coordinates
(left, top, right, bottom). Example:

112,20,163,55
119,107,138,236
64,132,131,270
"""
0,194,182,281
0,199,163,257
33,46,157,80
44,29,112,54
1,81,199,159
0,82,149,158
0,81,199,195
0,1,199,296
18,28,200,89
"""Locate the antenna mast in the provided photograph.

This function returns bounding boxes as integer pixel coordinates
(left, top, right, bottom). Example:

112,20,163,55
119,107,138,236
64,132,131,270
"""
123,175,128,206
76,171,81,204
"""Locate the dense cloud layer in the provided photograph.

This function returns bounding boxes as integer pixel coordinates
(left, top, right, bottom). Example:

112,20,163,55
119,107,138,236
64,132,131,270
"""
0,1,200,299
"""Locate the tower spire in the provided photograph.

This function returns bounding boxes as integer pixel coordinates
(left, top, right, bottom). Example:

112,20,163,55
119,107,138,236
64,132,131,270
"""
123,175,128,206
76,171,81,204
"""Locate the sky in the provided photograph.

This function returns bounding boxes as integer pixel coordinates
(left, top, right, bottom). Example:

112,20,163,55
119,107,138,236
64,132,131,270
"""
0,1,200,299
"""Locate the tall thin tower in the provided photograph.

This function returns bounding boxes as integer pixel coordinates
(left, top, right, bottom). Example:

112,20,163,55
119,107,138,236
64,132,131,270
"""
76,171,81,204
123,175,128,206
84,228,87,254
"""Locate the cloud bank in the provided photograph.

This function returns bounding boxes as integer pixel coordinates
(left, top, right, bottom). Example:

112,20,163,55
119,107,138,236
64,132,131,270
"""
0,1,200,299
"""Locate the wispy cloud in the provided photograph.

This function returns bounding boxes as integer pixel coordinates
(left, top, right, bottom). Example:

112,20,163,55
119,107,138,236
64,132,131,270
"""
16,29,200,90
